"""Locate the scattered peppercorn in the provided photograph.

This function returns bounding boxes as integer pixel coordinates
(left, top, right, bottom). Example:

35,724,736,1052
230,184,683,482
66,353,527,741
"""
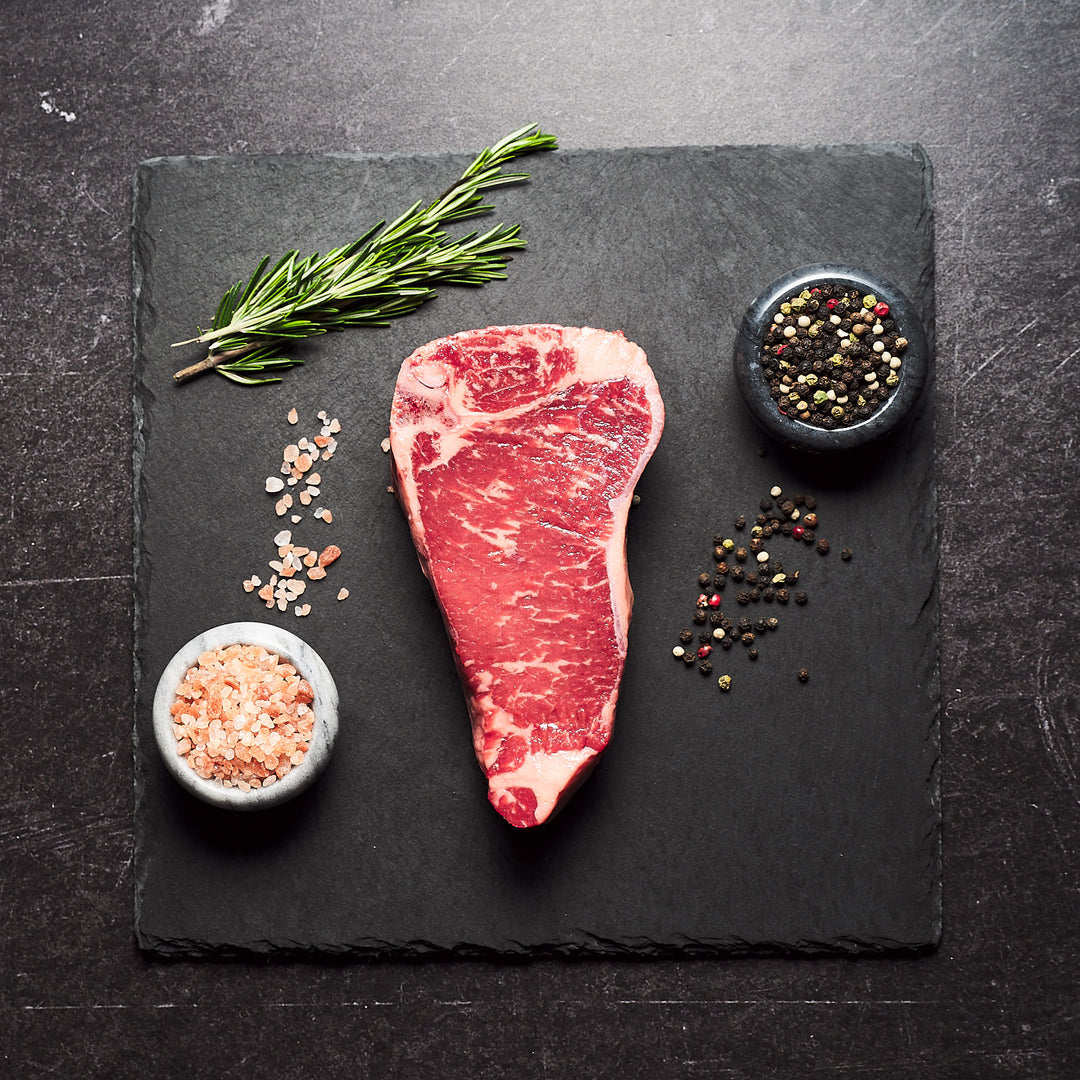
672,486,855,691
797,667,810,683
718,674,733,691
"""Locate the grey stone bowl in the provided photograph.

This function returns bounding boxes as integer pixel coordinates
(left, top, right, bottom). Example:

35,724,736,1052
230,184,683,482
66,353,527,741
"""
733,264,930,453
152,621,339,810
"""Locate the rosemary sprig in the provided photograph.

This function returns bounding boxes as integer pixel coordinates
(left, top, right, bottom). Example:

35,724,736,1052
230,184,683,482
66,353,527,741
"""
172,123,558,384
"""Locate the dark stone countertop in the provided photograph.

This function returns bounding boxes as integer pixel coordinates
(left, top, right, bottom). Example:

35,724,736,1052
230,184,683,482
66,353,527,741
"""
2,1,1077,1076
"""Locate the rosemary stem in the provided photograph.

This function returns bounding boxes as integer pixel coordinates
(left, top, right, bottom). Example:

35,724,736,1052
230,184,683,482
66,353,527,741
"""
173,344,253,383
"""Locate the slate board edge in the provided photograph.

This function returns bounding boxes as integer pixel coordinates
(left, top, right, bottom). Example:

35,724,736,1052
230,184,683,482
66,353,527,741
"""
130,144,941,961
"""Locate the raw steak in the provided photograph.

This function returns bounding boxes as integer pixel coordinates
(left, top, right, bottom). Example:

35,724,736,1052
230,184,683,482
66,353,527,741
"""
389,325,664,828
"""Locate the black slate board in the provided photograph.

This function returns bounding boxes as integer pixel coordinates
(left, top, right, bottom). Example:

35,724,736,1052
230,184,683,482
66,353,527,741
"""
132,143,939,957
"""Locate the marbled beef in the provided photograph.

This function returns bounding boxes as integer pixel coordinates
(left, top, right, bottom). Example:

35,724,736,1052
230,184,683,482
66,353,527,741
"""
389,325,664,827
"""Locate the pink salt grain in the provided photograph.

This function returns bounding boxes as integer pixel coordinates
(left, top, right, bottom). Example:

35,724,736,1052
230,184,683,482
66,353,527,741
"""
169,644,315,789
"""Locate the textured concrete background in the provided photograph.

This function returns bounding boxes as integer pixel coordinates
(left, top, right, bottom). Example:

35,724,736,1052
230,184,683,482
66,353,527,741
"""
2,1,1077,1076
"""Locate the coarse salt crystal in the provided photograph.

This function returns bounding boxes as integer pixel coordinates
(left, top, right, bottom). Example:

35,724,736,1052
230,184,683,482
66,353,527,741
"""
287,408,298,425
265,477,285,493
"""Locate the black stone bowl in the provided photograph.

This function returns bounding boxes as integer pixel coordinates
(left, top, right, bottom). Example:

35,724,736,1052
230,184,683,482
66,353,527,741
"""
733,264,930,453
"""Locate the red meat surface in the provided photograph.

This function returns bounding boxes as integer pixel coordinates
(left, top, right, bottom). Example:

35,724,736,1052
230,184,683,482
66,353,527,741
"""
389,325,664,827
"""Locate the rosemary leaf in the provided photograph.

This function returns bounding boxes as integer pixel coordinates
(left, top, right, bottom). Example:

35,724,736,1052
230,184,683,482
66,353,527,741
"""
172,123,557,384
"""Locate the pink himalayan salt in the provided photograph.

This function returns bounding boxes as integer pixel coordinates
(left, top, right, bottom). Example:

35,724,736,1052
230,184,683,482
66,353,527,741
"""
169,643,315,789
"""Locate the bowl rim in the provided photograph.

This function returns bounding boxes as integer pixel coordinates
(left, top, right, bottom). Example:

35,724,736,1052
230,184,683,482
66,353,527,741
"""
733,263,930,452
151,621,339,811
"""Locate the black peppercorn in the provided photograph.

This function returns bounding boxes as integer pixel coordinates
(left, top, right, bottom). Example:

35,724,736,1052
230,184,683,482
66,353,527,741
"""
699,660,713,675
737,617,752,632
679,628,693,643
762,587,775,602
709,611,724,627
760,498,773,511
693,609,707,623
795,590,808,605
776,588,789,603
766,617,779,631
748,648,759,662
734,547,748,563
736,590,751,605
735,514,746,530
741,632,755,646
748,588,760,601
797,667,810,683
841,548,853,561
817,539,830,555
754,618,769,633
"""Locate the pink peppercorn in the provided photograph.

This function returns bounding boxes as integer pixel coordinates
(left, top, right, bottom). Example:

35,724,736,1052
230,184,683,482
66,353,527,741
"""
707,594,721,608
792,525,805,539
697,645,712,658
873,301,889,317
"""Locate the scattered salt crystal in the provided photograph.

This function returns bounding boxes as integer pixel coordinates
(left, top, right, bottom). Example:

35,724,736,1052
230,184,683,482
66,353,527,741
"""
380,437,391,453
337,588,349,601
283,444,300,463
291,514,302,524
287,408,298,425
274,499,288,516
243,579,255,593
265,476,285,493
274,530,292,546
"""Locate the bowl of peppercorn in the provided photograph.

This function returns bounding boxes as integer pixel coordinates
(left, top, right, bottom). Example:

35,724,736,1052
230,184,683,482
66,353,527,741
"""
733,264,930,452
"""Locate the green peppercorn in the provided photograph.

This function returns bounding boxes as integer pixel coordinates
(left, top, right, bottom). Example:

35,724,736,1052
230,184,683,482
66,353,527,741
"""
718,674,732,692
